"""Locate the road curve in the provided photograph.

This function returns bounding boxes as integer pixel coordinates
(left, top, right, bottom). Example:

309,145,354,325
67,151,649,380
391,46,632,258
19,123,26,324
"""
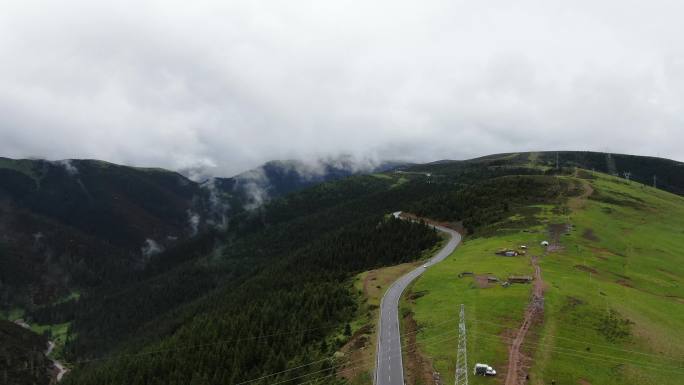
374,215,462,385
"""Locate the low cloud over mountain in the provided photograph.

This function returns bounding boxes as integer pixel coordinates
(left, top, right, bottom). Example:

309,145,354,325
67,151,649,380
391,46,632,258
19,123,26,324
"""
2,1,684,174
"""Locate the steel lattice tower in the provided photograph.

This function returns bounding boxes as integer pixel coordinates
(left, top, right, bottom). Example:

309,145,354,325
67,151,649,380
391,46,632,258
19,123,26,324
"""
454,304,468,385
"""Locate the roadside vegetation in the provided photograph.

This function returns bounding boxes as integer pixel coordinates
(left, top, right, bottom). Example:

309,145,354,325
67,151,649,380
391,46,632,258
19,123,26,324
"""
342,233,448,385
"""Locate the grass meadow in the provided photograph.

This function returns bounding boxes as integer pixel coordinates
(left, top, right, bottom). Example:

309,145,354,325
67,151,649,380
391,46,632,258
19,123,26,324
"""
407,172,684,384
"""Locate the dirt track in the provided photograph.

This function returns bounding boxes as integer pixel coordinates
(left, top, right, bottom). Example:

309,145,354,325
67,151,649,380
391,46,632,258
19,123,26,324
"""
504,256,544,385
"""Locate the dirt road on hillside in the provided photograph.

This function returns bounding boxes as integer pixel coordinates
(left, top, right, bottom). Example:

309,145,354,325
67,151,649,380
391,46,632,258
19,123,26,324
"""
46,341,68,383
504,256,544,385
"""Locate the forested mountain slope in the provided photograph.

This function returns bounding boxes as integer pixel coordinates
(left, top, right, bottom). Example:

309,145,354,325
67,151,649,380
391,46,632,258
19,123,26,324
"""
1,151,681,384
43,174,448,385
0,157,398,310
0,158,220,309
0,320,51,385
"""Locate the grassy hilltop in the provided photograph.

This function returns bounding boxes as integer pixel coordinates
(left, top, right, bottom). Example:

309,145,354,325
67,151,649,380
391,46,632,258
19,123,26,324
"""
406,170,684,384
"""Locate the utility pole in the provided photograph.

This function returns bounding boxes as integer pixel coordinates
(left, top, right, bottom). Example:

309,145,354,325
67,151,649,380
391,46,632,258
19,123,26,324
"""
653,175,657,189
556,152,560,170
455,304,469,385
606,153,617,176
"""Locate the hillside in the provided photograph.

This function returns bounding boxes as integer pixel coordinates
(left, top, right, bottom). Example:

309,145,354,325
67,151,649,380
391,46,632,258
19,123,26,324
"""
405,170,684,384
53,174,445,385
408,151,684,196
29,160,588,384
1,151,682,384
0,156,398,311
0,320,51,385
0,157,222,309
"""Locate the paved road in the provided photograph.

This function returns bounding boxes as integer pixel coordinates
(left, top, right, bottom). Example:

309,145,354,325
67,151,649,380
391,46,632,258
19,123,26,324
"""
375,216,462,385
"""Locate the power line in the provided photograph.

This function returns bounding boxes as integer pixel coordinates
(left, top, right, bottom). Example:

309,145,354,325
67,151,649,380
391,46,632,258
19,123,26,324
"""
10,312,460,385
9,313,458,382
290,321,684,385
470,330,684,373
235,316,457,385
291,331,465,385
5,321,363,377
271,329,462,385
472,318,682,362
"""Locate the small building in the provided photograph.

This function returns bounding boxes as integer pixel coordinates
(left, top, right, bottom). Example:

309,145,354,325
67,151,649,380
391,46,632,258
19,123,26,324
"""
520,245,528,249
487,276,499,283
508,275,533,283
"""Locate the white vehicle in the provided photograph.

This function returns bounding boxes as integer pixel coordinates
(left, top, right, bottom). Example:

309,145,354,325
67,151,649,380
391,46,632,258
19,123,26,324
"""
423,264,428,268
474,363,497,376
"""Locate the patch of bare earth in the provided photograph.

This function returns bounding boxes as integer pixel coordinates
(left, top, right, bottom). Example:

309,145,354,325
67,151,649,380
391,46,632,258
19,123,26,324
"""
577,379,592,385
666,296,684,304
403,311,441,385
504,256,545,385
338,325,373,381
614,278,684,304
582,228,600,241
547,224,569,252
574,265,599,274
344,262,425,383
567,178,594,211
475,274,492,288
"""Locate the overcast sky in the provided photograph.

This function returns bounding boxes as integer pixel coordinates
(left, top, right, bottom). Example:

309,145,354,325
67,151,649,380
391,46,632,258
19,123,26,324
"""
1,0,683,176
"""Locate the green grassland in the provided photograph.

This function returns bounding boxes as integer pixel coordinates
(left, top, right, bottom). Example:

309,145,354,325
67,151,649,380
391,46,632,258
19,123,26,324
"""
30,321,70,355
406,171,684,384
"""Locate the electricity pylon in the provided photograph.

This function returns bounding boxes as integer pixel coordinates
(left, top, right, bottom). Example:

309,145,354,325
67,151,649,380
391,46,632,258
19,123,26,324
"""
455,304,468,385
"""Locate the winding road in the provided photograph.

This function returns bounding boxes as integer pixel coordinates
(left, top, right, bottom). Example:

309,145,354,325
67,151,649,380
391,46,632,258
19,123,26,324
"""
375,213,462,385
46,341,68,382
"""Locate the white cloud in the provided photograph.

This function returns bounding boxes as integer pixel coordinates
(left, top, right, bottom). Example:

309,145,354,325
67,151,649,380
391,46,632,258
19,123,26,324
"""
141,238,163,258
1,0,683,176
